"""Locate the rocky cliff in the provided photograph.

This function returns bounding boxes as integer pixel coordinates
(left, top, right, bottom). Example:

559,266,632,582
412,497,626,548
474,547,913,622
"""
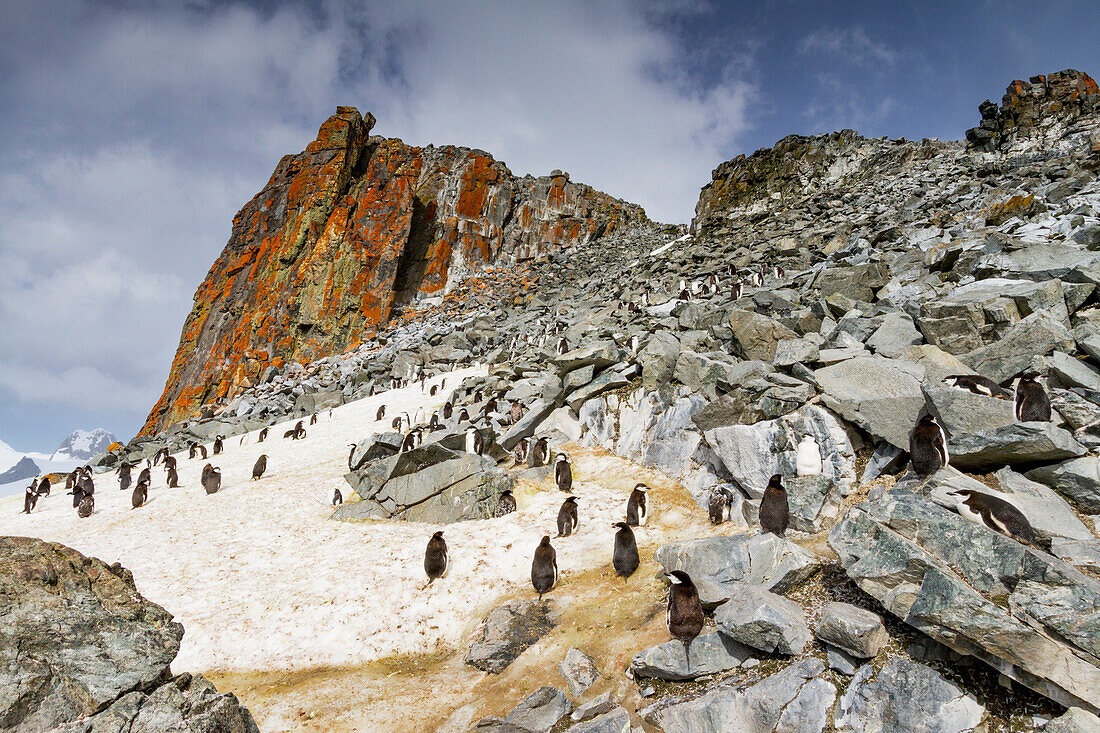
140,108,650,435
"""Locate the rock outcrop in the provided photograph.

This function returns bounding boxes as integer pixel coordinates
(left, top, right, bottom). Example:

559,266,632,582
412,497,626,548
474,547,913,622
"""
0,536,258,732
141,107,650,435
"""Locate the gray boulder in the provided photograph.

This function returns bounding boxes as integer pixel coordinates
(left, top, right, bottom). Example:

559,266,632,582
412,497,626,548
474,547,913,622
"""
923,385,1015,437
569,692,617,723
704,404,857,503
641,658,835,733
465,600,560,674
815,357,926,449
1027,456,1100,513
829,488,1100,712
1049,350,1100,391
960,310,1075,383
813,602,888,659
834,658,985,733
629,632,755,681
728,309,799,361
948,421,1087,470
654,533,821,603
564,707,630,733
0,537,258,732
554,341,622,374
500,399,558,450
558,647,599,697
773,335,822,367
1046,707,1100,733
867,312,924,358
502,686,573,733
713,584,811,655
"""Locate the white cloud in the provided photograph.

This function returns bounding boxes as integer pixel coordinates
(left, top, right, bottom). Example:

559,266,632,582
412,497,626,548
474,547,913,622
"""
798,27,898,67
0,0,755,446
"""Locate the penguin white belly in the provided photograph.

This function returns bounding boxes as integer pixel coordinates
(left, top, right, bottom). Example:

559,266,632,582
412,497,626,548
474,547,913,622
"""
637,500,648,526
796,441,822,476
465,433,475,453
953,500,986,529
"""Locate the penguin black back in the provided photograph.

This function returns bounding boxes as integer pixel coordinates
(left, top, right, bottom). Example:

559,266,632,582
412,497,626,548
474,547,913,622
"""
36,477,51,497
909,415,949,477
252,454,267,480
759,474,789,536
708,487,732,525
166,467,179,488
424,531,448,584
377,404,386,421
131,483,147,509
556,497,579,537
495,489,517,517
202,464,221,495
554,454,572,493
77,494,94,518
950,489,1038,546
258,427,268,442
531,535,558,601
626,484,649,526
666,570,704,667
164,455,177,472
943,374,1010,398
310,413,318,425
213,435,224,455
1015,374,1051,422
612,522,639,579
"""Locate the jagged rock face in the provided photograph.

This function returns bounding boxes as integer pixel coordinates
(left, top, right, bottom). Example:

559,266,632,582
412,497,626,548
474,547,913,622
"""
967,69,1100,152
141,107,648,435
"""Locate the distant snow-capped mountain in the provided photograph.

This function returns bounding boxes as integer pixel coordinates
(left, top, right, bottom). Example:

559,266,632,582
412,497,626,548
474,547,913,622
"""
51,428,118,461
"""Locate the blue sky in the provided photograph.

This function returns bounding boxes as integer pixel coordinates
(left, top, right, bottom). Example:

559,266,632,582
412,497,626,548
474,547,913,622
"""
1,0,1098,452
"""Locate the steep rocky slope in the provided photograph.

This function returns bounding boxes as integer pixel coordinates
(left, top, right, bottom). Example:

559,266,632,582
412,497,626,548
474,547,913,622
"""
58,69,1100,730
141,108,650,435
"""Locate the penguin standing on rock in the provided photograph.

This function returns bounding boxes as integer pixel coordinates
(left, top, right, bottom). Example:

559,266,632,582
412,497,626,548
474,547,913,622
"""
496,489,517,517
759,474,789,536
947,488,1038,546
465,427,484,456
796,435,822,477
531,536,558,601
252,455,267,480
513,438,530,466
626,484,649,526
666,570,704,668
556,497,579,537
909,415,949,477
443,402,453,420
1015,373,1052,422
531,437,550,468
943,374,1011,398
612,522,639,579
554,454,573,493
708,486,734,524
424,531,448,585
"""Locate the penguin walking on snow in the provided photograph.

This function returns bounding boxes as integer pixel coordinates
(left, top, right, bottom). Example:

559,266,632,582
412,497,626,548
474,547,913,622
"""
36,476,51,497
377,404,386,421
495,489,517,517
201,464,222,495
131,482,147,509
77,494,94,518
424,531,448,585
612,522,639,579
909,414,949,477
556,497,579,537
258,427,268,443
947,488,1037,546
759,474,789,536
554,454,573,493
166,467,179,488
626,483,649,526
163,455,177,472
333,488,343,505
252,454,267,480
796,435,822,476
213,435,224,455
1015,373,1051,422
666,570,704,669
23,486,38,514
119,467,132,492
531,535,558,601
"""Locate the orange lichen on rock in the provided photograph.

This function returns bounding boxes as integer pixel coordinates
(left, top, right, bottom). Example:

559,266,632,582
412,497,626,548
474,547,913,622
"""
139,109,649,436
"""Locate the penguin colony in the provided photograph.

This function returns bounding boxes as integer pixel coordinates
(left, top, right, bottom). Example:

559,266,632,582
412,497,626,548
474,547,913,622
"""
17,363,1052,660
